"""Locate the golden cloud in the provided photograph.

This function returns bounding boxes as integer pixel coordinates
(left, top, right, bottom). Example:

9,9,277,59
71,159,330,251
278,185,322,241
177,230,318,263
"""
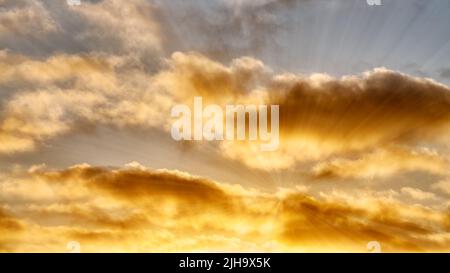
432,179,450,196
0,163,449,252
154,53,450,169
0,51,172,153
312,146,448,180
0,208,24,231
0,51,449,173
0,208,25,252
0,0,449,254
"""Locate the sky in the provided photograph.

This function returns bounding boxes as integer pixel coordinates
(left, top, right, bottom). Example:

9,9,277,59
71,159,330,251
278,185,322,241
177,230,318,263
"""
0,0,450,252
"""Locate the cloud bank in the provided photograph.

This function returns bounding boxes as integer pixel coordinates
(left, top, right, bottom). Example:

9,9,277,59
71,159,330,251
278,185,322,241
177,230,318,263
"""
1,51,449,172
1,0,450,253
0,163,449,252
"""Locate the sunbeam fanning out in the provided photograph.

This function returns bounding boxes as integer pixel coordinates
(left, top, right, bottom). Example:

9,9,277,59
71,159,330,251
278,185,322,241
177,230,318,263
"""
1,0,450,253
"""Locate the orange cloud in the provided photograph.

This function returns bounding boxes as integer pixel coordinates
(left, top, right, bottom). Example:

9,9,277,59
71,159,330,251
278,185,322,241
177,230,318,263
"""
0,163,450,252
154,53,450,169
1,52,449,173
312,146,448,180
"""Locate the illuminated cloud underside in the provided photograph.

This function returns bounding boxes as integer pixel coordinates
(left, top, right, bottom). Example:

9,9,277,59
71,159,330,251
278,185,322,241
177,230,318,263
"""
0,163,449,252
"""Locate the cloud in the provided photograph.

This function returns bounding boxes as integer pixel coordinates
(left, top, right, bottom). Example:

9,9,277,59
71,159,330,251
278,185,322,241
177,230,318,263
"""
153,53,450,169
0,0,59,36
0,51,117,90
0,0,302,60
0,51,172,153
432,179,450,196
311,147,448,180
278,193,447,252
0,208,24,231
0,51,449,173
0,163,450,252
1,0,449,254
33,163,234,209
400,187,437,201
0,132,34,153
0,208,25,252
73,0,162,55
0,0,163,59
0,0,63,57
275,68,450,146
154,0,299,61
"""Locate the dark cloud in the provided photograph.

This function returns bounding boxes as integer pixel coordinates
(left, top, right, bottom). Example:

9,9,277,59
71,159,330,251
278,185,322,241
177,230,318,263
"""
0,0,162,60
34,164,234,210
156,0,301,62
274,68,450,146
153,53,450,166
